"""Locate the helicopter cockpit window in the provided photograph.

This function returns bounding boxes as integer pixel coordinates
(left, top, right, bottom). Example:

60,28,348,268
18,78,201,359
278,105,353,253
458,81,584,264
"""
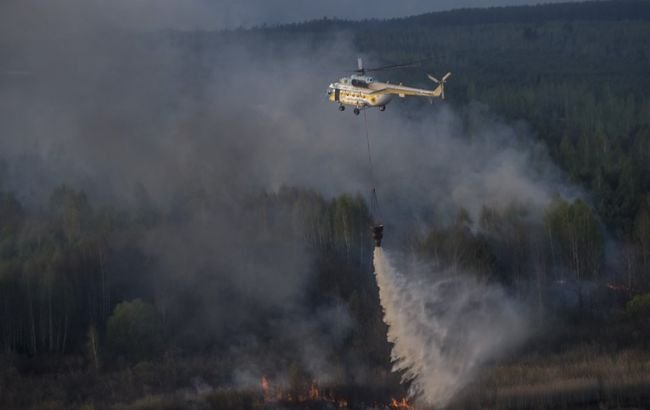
351,79,368,88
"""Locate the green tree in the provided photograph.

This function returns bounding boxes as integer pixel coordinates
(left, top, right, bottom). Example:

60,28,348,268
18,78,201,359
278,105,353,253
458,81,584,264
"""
420,209,495,278
106,299,162,361
545,198,604,308
85,324,101,371
49,186,91,243
331,194,370,266
635,194,650,287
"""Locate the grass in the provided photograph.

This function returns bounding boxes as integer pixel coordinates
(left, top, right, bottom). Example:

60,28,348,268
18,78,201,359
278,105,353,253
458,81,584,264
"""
452,346,650,409
5,318,650,410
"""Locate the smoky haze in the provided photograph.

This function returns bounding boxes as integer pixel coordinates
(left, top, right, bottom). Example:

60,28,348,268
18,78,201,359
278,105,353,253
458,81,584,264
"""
0,0,574,219
0,0,576,401
2,0,574,31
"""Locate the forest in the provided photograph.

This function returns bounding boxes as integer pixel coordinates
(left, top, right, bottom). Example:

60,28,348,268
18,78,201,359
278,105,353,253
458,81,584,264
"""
3,0,650,409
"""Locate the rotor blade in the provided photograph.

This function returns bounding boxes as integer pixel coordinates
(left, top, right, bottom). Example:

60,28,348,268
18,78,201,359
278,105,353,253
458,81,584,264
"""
357,57,363,71
442,72,452,81
364,61,421,72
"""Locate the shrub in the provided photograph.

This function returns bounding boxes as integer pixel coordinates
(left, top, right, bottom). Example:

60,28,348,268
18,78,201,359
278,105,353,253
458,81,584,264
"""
625,293,650,318
106,299,162,361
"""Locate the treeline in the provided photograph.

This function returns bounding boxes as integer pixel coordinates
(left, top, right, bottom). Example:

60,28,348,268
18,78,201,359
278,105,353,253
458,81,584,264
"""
0,183,621,361
255,0,650,31
350,3,650,239
417,199,607,312
0,187,387,365
392,0,650,27
1,183,646,409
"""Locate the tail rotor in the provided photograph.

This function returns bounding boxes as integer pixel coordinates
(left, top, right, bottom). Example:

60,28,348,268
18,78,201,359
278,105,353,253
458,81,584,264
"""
427,72,451,99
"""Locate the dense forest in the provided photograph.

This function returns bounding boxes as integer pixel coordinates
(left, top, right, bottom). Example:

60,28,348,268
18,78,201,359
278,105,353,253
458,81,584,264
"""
3,1,650,409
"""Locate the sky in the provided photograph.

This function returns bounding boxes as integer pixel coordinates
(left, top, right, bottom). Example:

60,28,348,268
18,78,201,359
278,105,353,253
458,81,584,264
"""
2,0,570,32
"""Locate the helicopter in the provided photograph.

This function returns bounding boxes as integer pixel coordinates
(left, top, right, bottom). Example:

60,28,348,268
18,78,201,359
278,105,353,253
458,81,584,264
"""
327,58,451,115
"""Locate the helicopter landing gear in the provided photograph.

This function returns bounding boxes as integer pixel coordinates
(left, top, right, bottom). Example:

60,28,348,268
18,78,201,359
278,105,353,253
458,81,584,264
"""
379,105,386,112
353,108,361,115
338,105,345,111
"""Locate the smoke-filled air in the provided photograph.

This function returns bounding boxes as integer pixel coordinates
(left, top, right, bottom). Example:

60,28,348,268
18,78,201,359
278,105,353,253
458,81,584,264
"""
3,1,650,409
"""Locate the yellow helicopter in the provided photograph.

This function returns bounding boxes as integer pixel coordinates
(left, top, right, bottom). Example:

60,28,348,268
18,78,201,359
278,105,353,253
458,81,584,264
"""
327,58,451,115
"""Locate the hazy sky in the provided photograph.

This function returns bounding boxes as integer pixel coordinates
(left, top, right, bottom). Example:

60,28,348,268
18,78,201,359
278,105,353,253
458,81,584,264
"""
4,0,570,31
158,0,569,29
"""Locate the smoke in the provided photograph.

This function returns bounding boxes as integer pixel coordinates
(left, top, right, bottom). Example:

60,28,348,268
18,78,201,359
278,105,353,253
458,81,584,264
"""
373,247,528,407
0,0,577,392
0,0,575,216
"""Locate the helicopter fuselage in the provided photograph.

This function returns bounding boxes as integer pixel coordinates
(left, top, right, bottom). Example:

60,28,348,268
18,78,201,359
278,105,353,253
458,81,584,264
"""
327,75,393,109
327,73,446,114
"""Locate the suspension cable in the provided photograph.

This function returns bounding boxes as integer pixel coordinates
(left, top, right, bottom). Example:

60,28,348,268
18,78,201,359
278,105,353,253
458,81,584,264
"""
362,110,382,223
363,110,374,183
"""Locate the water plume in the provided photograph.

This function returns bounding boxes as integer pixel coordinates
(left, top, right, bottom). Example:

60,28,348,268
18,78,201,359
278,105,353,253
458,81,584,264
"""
373,247,528,407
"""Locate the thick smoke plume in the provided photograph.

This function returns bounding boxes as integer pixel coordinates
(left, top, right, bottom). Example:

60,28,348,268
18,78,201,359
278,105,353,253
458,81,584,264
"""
373,248,528,407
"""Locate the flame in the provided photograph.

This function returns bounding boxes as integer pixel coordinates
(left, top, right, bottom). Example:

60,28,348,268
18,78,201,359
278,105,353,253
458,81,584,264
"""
260,376,412,409
261,376,282,402
607,282,634,292
390,397,417,409
260,376,270,401
309,382,320,400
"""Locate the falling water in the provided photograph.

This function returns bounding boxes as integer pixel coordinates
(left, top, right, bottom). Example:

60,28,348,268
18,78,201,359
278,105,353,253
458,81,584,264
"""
373,247,527,407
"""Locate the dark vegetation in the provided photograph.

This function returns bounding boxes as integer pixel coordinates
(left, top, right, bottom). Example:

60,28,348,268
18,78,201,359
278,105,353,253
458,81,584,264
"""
3,1,650,408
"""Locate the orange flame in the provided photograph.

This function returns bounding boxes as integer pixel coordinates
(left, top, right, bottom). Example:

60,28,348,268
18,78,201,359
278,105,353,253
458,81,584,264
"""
390,397,417,409
261,375,415,409
309,382,320,400
261,376,280,402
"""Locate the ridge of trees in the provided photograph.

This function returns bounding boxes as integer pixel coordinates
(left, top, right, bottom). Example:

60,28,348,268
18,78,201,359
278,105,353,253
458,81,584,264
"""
264,0,650,32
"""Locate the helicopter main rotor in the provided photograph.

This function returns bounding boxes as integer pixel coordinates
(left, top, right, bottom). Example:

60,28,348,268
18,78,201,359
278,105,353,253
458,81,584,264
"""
353,57,421,76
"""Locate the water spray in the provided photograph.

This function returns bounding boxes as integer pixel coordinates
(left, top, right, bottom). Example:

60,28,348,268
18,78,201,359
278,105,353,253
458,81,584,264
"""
372,248,528,407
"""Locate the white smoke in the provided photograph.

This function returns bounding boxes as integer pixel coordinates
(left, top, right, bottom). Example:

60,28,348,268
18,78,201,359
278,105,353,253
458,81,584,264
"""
373,247,528,407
